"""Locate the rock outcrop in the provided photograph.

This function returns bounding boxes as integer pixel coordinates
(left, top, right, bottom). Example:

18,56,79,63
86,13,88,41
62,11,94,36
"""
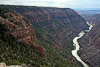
0,10,46,59
0,5,89,67
3,5,88,49
0,12,36,46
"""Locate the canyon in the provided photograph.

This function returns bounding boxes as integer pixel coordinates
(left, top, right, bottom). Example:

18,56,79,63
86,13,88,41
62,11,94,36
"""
76,9,100,67
1,5,99,67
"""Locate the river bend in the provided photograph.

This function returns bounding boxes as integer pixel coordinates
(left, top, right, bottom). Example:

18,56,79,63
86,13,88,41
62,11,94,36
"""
72,22,93,67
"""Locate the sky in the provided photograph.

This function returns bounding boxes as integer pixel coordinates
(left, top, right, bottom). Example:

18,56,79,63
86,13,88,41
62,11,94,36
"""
0,0,100,8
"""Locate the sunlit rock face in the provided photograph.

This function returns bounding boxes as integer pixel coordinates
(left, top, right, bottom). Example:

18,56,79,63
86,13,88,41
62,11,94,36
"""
2,5,88,48
0,13,36,46
0,5,89,67
0,8,47,59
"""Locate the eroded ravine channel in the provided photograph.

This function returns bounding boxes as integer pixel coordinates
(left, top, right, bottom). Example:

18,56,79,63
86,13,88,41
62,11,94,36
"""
72,22,93,67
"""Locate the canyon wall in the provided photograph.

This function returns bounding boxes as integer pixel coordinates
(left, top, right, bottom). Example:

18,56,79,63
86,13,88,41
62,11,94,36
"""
0,5,88,67
79,14,100,67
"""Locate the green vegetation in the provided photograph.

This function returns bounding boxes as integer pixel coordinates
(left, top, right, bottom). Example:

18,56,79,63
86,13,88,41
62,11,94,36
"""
0,23,46,66
0,7,82,67
32,23,82,67
0,23,80,67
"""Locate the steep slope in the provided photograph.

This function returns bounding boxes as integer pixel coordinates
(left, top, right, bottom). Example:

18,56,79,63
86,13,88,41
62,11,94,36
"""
0,10,36,46
78,14,100,67
0,5,88,67
0,7,48,66
1,5,89,50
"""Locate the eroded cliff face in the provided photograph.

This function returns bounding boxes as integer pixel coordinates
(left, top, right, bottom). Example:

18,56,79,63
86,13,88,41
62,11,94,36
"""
0,5,89,67
87,14,100,48
2,5,88,50
89,23,100,47
0,10,46,59
79,14,100,67
0,12,36,46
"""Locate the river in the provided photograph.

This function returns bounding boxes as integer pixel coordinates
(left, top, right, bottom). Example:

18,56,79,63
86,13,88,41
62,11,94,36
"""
71,22,93,67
